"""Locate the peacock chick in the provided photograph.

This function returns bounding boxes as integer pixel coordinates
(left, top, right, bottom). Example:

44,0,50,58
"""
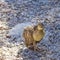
23,23,45,51
33,23,45,51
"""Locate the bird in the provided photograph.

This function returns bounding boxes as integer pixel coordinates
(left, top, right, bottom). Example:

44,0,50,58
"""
23,23,45,51
33,23,45,51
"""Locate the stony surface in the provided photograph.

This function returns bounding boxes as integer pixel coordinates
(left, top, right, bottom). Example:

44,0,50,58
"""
0,0,60,60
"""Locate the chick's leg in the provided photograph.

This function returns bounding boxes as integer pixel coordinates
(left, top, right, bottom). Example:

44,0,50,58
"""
33,41,41,52
33,40,37,51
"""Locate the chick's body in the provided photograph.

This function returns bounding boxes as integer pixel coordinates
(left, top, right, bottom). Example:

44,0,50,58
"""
33,30,45,41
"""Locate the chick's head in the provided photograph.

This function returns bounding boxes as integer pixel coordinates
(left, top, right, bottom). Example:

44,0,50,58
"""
37,23,44,30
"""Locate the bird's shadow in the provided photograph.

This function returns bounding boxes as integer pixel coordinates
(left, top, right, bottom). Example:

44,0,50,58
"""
17,47,48,60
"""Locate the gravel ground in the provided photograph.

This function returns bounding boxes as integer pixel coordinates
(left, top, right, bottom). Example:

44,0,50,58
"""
0,0,60,60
